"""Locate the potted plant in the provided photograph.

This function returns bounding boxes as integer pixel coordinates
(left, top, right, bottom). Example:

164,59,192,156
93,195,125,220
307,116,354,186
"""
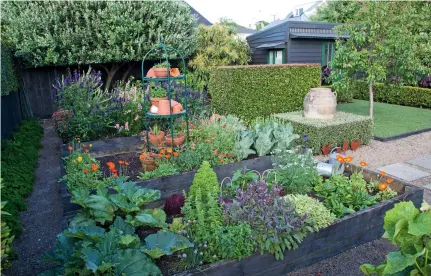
165,128,185,147
152,61,170,77
150,85,167,108
148,124,165,147
139,153,156,171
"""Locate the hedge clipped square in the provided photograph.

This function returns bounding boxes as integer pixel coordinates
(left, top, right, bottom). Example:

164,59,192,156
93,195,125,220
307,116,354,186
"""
352,81,431,108
209,64,321,120
274,111,373,154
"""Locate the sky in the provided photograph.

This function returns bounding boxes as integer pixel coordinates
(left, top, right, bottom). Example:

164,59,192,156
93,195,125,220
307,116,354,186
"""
186,0,316,29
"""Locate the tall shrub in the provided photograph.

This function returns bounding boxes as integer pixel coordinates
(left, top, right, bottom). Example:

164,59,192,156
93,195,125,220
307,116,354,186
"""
0,44,19,96
2,1,197,89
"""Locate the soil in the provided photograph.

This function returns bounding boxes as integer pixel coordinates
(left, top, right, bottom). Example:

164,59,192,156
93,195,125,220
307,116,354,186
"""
97,152,144,180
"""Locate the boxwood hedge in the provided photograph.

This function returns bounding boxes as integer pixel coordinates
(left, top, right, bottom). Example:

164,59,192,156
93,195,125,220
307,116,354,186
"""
209,64,321,120
274,111,372,154
351,81,431,108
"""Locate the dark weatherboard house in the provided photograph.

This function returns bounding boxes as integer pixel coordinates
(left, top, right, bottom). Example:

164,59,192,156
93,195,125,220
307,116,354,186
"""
246,21,348,68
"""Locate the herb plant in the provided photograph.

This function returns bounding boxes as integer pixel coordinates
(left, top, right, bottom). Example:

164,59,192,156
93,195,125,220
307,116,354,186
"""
138,161,179,181
153,61,170,68
361,201,431,276
150,85,167,98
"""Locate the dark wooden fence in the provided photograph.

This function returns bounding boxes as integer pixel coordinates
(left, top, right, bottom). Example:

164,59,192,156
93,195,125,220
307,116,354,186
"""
1,91,23,139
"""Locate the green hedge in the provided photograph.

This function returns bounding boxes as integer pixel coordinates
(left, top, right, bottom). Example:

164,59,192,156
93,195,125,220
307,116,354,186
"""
1,44,19,96
351,81,431,108
209,64,321,120
275,111,373,154
1,120,43,236
321,85,353,103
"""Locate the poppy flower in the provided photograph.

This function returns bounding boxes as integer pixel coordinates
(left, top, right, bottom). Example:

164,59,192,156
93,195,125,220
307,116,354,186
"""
360,161,367,167
173,152,179,157
139,154,146,160
118,160,125,165
91,163,99,171
125,162,129,166
344,156,353,162
83,169,89,174
386,178,394,184
68,146,73,151
167,148,173,153
220,159,225,163
111,168,118,173
113,173,118,178
106,161,115,168
379,171,387,176
84,149,89,153
165,154,171,159
378,183,388,191
77,156,83,162
160,149,166,155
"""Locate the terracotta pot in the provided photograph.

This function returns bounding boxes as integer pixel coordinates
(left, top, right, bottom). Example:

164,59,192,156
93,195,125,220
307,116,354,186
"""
140,157,157,171
342,141,349,152
170,68,181,77
351,139,360,151
210,113,222,122
146,68,156,78
321,143,331,155
165,132,185,147
153,68,169,78
172,104,183,114
157,100,171,115
149,131,165,147
150,97,168,108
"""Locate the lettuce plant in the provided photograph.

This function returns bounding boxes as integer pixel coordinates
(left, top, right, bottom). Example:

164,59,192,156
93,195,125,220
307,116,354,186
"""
224,181,313,260
361,201,431,275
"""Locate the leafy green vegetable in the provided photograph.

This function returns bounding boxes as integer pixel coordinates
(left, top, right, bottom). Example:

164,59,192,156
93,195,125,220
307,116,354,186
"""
143,232,193,259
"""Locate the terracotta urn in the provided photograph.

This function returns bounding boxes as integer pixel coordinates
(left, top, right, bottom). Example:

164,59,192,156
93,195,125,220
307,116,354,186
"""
170,68,181,77
153,68,169,78
165,132,185,147
342,141,349,152
172,104,183,114
351,139,361,151
321,143,331,155
157,100,171,115
146,68,156,78
304,88,337,120
149,131,165,147
150,97,168,108
140,157,156,171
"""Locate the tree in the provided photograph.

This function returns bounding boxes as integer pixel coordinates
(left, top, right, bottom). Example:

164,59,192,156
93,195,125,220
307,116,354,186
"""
219,17,238,34
332,1,430,119
255,20,269,30
188,24,250,87
310,0,362,23
1,1,197,90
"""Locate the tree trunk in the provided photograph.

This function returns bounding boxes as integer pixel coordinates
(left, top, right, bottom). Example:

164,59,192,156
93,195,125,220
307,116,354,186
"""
368,81,374,120
121,62,137,82
97,63,123,91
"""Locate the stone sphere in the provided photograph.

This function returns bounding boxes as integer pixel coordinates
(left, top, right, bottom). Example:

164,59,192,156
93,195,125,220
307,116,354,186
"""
304,88,337,120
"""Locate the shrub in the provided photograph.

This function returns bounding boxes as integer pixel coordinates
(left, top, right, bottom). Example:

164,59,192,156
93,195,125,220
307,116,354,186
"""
0,44,19,96
1,120,43,236
188,161,220,202
275,111,372,154
209,64,321,121
1,194,15,271
284,194,336,231
351,81,431,108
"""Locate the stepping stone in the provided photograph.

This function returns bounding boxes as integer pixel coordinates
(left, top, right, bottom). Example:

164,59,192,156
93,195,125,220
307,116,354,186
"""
406,155,431,171
377,163,430,182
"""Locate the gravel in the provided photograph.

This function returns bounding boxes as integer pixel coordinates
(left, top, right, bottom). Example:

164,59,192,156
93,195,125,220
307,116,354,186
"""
4,120,63,276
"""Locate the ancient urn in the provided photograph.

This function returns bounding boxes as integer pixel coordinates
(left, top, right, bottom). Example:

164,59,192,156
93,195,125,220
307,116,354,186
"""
303,88,337,120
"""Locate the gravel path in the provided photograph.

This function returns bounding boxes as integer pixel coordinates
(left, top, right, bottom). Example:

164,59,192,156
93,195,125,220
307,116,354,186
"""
4,120,63,276
290,133,431,276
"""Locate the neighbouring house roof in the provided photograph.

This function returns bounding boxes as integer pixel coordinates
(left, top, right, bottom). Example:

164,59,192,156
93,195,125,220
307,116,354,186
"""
235,25,256,34
256,42,285,49
189,5,212,26
289,27,349,39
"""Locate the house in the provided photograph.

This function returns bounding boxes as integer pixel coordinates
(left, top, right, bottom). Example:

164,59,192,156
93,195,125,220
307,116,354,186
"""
235,25,256,39
287,0,326,22
189,5,212,26
246,21,348,67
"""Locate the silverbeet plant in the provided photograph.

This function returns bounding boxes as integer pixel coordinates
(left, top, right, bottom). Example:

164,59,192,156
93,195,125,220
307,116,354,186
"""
224,181,314,260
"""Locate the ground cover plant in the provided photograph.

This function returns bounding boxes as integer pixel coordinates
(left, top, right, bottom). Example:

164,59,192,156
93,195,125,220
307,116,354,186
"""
337,99,431,137
1,120,43,236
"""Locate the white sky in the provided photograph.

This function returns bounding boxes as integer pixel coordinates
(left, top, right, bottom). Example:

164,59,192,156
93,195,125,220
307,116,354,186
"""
186,0,315,28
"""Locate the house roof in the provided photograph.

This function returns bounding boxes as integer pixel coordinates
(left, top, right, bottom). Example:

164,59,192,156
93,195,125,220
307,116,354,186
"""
256,42,285,49
188,5,212,26
235,25,256,34
289,27,349,39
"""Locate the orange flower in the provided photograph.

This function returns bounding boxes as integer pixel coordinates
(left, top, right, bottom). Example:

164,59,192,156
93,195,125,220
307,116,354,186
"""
344,156,353,162
336,156,344,163
118,160,125,165
167,148,173,154
386,178,394,184
82,144,88,148
160,149,165,155
84,149,89,153
360,161,367,167
111,168,117,173
205,139,210,143
378,183,388,191
68,145,73,151
220,159,225,163
125,162,129,166
173,152,179,157
380,171,386,176
113,172,118,178
165,154,171,159
139,154,146,160
106,161,115,169
83,169,89,174
91,163,99,171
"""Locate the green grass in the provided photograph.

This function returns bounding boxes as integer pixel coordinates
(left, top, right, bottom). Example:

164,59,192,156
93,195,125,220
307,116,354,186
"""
337,100,431,137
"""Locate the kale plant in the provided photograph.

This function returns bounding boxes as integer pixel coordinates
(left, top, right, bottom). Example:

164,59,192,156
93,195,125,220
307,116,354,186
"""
224,181,313,260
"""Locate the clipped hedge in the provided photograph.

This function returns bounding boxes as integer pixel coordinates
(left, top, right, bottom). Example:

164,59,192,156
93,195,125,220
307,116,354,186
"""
1,44,19,96
209,64,321,120
1,120,43,236
321,85,353,103
351,81,431,108
275,111,372,154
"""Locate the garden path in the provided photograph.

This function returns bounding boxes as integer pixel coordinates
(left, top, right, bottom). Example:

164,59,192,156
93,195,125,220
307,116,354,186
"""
5,120,63,276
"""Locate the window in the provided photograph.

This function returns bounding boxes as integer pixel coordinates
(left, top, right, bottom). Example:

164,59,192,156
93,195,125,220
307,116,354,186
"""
268,50,284,64
321,42,335,68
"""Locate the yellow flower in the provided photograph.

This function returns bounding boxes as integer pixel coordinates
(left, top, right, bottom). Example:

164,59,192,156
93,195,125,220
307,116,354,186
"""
77,156,83,162
89,144,93,148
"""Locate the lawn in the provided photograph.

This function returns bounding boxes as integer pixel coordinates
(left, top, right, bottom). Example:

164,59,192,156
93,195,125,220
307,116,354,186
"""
337,100,431,137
